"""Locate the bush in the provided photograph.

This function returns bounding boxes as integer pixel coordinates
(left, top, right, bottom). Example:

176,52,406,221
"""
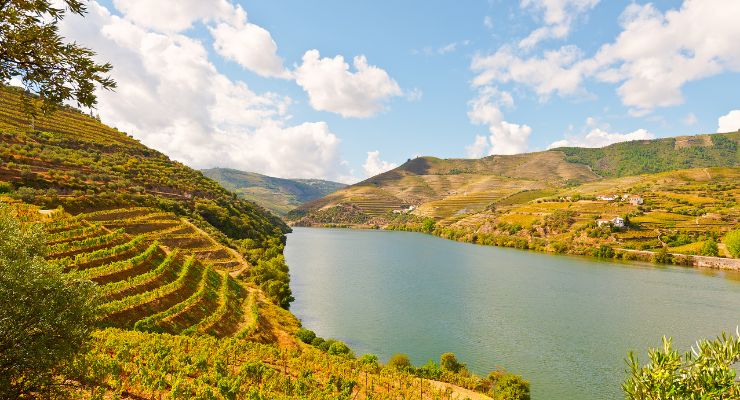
491,373,530,400
327,340,353,357
295,328,316,344
388,353,412,370
724,230,740,258
700,238,719,257
623,332,740,399
593,245,615,259
416,360,442,379
652,247,672,264
440,352,464,373
0,182,12,194
0,204,98,398
358,354,379,369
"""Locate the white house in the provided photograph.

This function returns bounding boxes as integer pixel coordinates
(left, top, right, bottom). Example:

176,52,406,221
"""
597,195,618,201
597,217,625,228
628,196,643,205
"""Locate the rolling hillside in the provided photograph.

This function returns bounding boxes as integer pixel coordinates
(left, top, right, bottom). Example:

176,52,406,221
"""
291,132,740,264
202,167,345,216
0,84,507,399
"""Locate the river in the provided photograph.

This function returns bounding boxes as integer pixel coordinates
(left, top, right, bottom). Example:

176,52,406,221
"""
284,227,740,399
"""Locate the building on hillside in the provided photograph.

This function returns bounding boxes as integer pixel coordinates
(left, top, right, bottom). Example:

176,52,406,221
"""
597,217,625,228
393,205,416,214
628,196,643,205
597,195,618,201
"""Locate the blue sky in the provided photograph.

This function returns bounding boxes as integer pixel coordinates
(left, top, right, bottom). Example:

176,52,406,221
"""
67,0,740,182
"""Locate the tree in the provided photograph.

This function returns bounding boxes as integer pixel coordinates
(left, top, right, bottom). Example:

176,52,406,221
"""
0,203,99,398
440,352,464,373
724,229,740,258
388,353,412,370
490,373,530,400
623,331,740,399
700,238,719,257
0,0,116,115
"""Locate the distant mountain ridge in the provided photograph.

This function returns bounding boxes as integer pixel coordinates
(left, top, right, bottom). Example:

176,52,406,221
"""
201,168,346,216
291,132,740,223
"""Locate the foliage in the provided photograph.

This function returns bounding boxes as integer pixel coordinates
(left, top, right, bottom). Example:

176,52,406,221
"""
0,203,98,398
623,331,740,399
0,1,116,114
700,238,719,257
558,134,739,178
246,251,294,309
421,217,436,234
490,372,531,400
593,244,615,259
388,353,412,370
440,352,465,373
724,229,740,258
652,247,673,264
296,328,317,344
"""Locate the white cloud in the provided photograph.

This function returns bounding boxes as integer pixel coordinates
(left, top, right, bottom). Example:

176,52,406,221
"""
363,151,398,177
209,12,289,78
114,0,287,79
294,50,403,118
467,87,532,155
591,1,740,114
466,135,490,158
60,2,346,180
472,45,586,100
549,127,654,148
717,110,740,133
519,0,599,48
473,0,740,114
111,0,237,32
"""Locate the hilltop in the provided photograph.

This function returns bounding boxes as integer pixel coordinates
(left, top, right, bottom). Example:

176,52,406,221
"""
290,132,740,265
202,167,345,216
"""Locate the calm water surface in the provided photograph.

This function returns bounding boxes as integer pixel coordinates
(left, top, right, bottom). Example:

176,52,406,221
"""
284,227,740,400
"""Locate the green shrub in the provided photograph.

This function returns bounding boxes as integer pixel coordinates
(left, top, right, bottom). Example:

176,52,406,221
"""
310,337,325,348
440,352,464,373
724,230,740,258
0,182,12,194
700,238,719,257
0,204,98,398
295,328,316,344
593,245,615,259
488,371,530,400
623,332,740,399
388,353,412,370
416,360,442,379
358,354,379,369
327,341,353,357
652,247,672,264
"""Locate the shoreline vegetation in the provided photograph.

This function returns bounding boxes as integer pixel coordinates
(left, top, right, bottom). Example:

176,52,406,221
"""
289,220,740,272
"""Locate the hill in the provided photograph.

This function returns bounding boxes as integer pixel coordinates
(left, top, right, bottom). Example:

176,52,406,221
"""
201,167,345,216
0,84,510,399
292,132,739,222
290,132,740,265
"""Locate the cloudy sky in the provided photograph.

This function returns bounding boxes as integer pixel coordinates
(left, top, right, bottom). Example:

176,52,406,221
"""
61,0,740,182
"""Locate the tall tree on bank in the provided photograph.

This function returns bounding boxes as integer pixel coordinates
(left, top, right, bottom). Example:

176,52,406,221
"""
0,0,115,115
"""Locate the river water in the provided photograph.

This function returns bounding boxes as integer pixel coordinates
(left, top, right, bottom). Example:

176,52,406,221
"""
284,227,740,399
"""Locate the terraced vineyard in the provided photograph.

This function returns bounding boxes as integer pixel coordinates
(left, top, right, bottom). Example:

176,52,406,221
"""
41,207,261,339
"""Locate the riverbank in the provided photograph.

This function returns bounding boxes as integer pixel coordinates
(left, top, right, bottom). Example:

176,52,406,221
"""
289,221,740,272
